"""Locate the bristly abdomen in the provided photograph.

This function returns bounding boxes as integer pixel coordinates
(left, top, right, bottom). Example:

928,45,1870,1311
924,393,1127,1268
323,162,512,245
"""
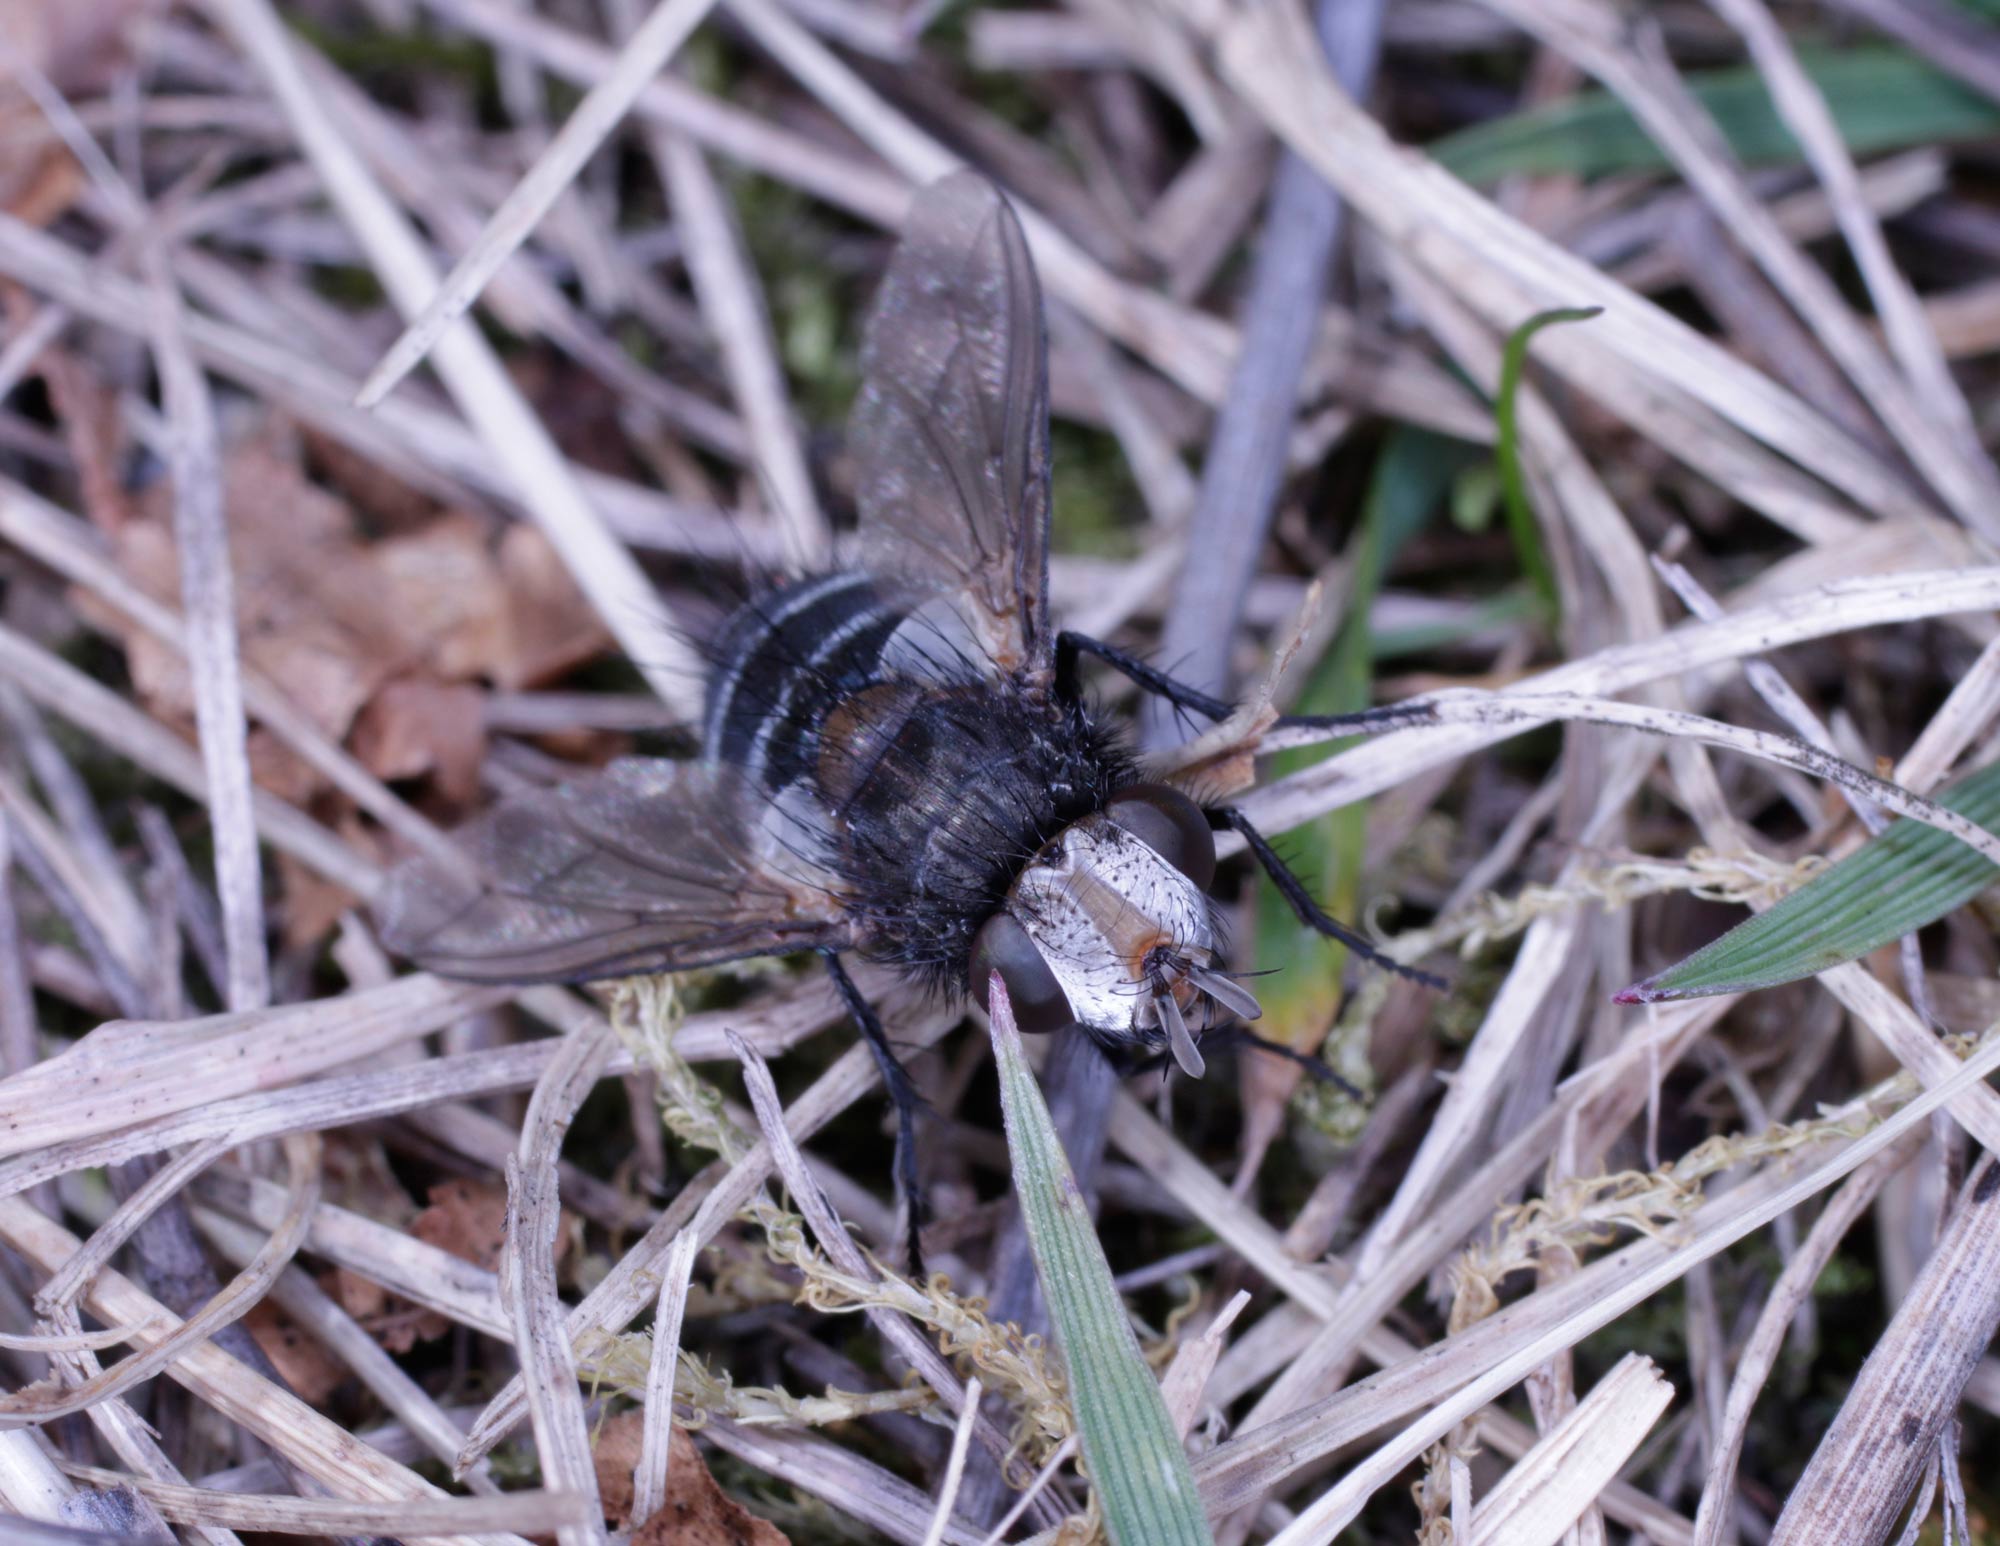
702,570,1133,992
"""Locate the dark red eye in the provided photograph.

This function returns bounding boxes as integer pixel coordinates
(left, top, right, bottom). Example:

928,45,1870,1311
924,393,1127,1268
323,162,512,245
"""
1104,784,1216,891
969,912,1073,1033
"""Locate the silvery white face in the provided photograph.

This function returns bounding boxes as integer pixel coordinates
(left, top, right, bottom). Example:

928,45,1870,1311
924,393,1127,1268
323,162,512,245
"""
966,784,1262,1076
1007,813,1252,1076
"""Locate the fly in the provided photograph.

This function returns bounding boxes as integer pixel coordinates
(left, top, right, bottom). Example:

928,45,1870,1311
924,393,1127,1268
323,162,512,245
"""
374,172,1440,1254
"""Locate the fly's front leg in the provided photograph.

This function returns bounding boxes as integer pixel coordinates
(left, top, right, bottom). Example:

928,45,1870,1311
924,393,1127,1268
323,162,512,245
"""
1207,806,1447,991
1055,630,1433,737
821,951,928,1274
1055,631,1232,719
1198,1023,1368,1104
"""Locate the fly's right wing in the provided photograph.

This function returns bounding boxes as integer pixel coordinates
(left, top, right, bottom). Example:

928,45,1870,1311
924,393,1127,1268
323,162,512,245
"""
373,759,850,984
849,171,1054,680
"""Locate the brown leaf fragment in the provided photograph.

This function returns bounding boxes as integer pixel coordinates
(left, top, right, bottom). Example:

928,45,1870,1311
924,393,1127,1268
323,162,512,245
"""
274,850,356,952
96,427,412,743
37,348,134,532
299,424,444,532
410,1177,511,1271
0,0,144,223
350,678,486,803
373,511,512,682
629,1427,791,1546
242,1299,348,1406
493,522,615,690
594,1411,644,1527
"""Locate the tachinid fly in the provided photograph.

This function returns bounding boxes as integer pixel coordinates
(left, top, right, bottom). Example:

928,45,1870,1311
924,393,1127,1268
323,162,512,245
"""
375,172,1433,1215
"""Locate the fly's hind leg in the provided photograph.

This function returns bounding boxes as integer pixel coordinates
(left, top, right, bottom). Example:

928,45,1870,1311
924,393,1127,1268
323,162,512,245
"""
821,952,927,1275
1206,806,1447,991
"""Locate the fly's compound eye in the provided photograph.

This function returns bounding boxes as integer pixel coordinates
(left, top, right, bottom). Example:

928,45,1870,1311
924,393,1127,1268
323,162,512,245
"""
969,912,1074,1033
1105,783,1216,891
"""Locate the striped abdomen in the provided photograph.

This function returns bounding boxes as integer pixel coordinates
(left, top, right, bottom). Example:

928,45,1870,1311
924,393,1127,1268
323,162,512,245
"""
701,571,920,799
701,571,1129,981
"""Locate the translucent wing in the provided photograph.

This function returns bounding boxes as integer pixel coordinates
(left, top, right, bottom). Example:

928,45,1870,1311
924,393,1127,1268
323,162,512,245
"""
850,171,1053,677
373,760,850,983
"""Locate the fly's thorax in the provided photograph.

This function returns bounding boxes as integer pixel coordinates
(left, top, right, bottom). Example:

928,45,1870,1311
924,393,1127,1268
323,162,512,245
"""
1006,813,1216,1043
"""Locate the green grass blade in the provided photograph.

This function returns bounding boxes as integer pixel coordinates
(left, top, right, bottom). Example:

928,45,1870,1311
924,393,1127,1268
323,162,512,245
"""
1618,760,2000,1002
1256,428,1478,1068
1433,47,2000,183
985,980,1212,1546
1497,307,1598,623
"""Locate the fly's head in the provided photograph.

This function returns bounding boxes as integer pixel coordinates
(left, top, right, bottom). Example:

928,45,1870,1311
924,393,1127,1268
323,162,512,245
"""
968,785,1261,1077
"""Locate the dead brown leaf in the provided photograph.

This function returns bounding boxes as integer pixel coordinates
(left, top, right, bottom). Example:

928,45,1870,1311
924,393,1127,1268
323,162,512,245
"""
80,417,610,828
350,679,486,803
492,521,616,689
631,1429,791,1546
594,1411,645,1527
242,1300,348,1407
0,0,146,222
410,1177,511,1271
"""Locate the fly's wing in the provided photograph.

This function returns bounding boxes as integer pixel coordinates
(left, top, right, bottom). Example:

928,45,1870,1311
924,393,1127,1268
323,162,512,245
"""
373,759,849,984
850,171,1053,679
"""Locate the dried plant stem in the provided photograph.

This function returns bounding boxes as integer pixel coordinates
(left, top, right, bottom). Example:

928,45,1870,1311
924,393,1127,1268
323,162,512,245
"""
0,1134,322,1425
1690,1130,1923,1546
356,0,723,406
142,249,268,1012
203,0,705,716
1261,1035,2000,1541
1771,1155,2000,1545
504,1018,620,1546
631,1227,700,1526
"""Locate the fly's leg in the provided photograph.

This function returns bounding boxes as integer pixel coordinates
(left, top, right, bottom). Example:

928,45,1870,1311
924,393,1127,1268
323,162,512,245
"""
1055,629,1434,736
822,952,927,1275
1206,806,1447,991
1200,1024,1367,1103
1055,630,1230,718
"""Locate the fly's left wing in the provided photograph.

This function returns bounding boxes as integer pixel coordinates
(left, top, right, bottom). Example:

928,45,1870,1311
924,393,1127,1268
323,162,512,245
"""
373,759,850,984
849,171,1054,680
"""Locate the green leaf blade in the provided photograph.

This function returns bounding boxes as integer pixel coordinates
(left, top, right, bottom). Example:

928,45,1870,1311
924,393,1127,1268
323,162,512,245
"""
1433,47,2000,184
985,980,1213,1546
1619,761,2000,1002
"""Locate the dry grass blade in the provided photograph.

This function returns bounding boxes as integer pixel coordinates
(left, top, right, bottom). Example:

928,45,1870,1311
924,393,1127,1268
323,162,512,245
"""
0,974,507,1159
34,1137,234,1313
726,1031,1010,1467
456,1008,957,1468
659,134,828,568
1770,1154,2000,1544
1689,1132,1923,1546
1263,1033,2000,1541
1203,0,1939,529
503,1017,619,1546
1245,567,2000,833
1403,689,2000,867
58,1465,588,1536
0,620,379,895
0,1133,321,1425
1465,1353,1674,1546
631,1226,700,1526
1710,0,1987,467
920,1375,983,1546
1152,0,1379,714
203,0,704,716
356,0,722,407
1471,0,2000,537
141,250,267,1013
196,1208,501,1495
